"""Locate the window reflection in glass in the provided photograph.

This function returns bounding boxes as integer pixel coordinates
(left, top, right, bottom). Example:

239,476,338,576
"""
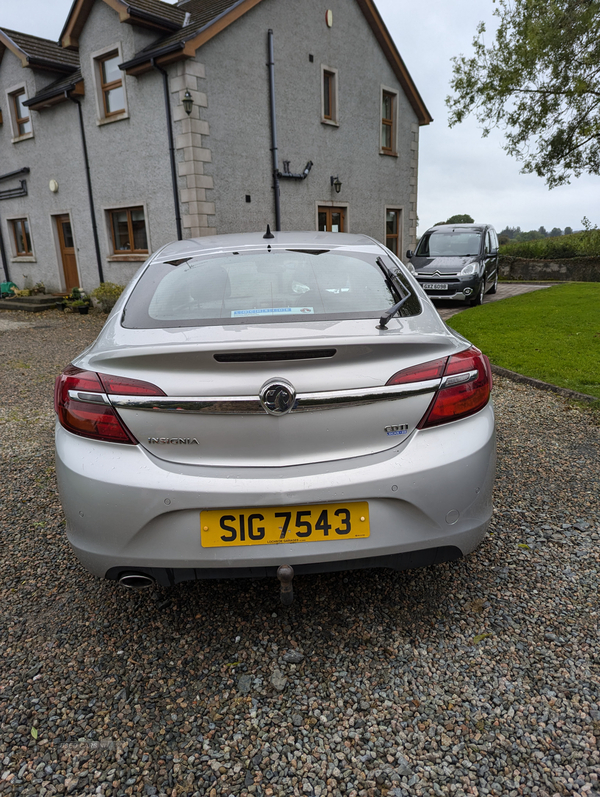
62,221,74,248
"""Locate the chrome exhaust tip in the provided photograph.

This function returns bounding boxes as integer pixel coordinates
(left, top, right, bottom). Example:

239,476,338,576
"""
118,572,155,590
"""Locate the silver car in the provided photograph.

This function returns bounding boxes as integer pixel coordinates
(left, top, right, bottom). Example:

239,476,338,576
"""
55,231,496,601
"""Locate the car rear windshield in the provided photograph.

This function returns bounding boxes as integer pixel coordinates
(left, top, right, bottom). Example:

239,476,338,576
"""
122,249,421,328
416,231,483,258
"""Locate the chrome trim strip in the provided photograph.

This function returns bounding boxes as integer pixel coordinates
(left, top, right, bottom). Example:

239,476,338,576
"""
68,390,111,405
440,369,478,389
108,378,441,415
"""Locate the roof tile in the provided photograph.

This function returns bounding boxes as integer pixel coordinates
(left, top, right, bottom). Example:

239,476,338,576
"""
0,27,79,69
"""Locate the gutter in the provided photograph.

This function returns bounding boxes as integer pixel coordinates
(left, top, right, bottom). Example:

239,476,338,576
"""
0,167,30,182
120,40,186,72
23,80,80,109
26,57,78,74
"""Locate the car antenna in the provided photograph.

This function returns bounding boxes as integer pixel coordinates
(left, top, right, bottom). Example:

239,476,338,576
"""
263,224,275,239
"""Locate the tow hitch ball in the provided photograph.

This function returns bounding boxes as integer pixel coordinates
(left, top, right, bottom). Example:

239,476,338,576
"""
277,564,294,605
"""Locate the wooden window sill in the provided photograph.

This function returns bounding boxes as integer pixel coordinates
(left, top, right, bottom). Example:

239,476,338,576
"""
11,133,34,144
97,112,129,126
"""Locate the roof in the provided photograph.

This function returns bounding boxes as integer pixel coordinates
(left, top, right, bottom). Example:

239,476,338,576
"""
120,0,432,125
0,27,79,72
120,0,262,73
24,69,84,110
60,0,188,49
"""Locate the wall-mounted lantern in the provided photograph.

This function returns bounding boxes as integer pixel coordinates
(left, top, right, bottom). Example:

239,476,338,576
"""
182,89,194,116
330,175,342,194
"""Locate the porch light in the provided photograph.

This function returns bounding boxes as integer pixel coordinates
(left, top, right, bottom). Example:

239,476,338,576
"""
182,89,194,116
330,175,342,193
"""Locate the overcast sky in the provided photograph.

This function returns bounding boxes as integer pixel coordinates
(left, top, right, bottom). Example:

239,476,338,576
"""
2,0,597,234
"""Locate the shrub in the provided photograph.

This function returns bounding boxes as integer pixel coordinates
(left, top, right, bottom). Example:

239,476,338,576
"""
499,229,600,259
91,282,125,312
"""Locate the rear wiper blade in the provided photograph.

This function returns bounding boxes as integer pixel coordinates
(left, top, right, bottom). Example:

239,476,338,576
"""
375,257,411,329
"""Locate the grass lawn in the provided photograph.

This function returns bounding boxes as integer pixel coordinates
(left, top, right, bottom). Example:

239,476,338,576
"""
446,283,600,399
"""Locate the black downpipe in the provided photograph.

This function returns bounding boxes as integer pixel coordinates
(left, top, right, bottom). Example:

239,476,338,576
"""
152,59,183,241
67,93,104,284
267,29,281,231
0,221,9,282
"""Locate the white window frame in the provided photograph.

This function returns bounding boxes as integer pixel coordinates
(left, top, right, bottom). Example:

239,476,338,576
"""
380,85,399,156
5,214,36,262
91,42,129,125
102,201,151,261
320,65,339,126
6,82,34,142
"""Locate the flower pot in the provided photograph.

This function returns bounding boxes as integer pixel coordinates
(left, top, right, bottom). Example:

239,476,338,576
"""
78,306,89,315
56,301,67,311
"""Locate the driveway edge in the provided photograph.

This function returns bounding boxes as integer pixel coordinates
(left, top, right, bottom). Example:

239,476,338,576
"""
490,365,597,403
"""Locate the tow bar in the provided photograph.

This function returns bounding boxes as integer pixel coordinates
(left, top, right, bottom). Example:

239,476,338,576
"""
277,564,294,605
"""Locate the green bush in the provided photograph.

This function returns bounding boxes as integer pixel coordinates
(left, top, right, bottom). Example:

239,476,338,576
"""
90,282,125,312
499,228,600,259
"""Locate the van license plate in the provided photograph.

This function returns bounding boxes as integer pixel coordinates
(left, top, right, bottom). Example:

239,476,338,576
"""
422,282,447,290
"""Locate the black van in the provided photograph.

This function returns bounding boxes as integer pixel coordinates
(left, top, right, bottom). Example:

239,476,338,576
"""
406,223,499,306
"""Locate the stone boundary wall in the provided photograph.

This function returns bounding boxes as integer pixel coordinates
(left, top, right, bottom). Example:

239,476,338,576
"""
499,255,600,282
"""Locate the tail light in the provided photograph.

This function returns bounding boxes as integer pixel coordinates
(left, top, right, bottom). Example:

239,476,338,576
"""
54,365,165,444
387,347,492,429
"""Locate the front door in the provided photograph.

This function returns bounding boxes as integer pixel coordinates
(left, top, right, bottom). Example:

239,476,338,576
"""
318,206,346,233
55,214,79,292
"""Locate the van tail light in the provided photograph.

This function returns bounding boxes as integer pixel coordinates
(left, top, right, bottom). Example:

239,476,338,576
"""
386,347,492,429
54,365,165,444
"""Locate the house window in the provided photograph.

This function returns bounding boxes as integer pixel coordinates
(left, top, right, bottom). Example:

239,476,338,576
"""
10,89,32,137
99,52,125,117
381,90,396,154
321,67,338,124
11,218,33,256
386,210,401,255
318,206,345,233
109,207,148,254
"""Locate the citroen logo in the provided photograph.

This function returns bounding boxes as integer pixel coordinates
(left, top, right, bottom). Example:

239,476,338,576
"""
259,378,297,416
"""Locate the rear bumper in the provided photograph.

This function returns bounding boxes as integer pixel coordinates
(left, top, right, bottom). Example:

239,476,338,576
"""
105,546,463,586
55,403,496,581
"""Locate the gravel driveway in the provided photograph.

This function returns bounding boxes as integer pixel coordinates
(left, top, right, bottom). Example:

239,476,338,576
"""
1,310,599,797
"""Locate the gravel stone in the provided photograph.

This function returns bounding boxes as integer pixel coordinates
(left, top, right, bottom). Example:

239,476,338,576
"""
1,308,599,797
282,649,304,664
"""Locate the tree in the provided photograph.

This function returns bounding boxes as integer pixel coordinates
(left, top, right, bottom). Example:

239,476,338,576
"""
564,226,573,236
538,226,548,237
446,0,600,188
435,214,475,225
549,227,563,237
500,226,521,239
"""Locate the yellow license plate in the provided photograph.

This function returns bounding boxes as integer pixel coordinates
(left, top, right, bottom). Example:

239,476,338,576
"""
201,501,370,548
